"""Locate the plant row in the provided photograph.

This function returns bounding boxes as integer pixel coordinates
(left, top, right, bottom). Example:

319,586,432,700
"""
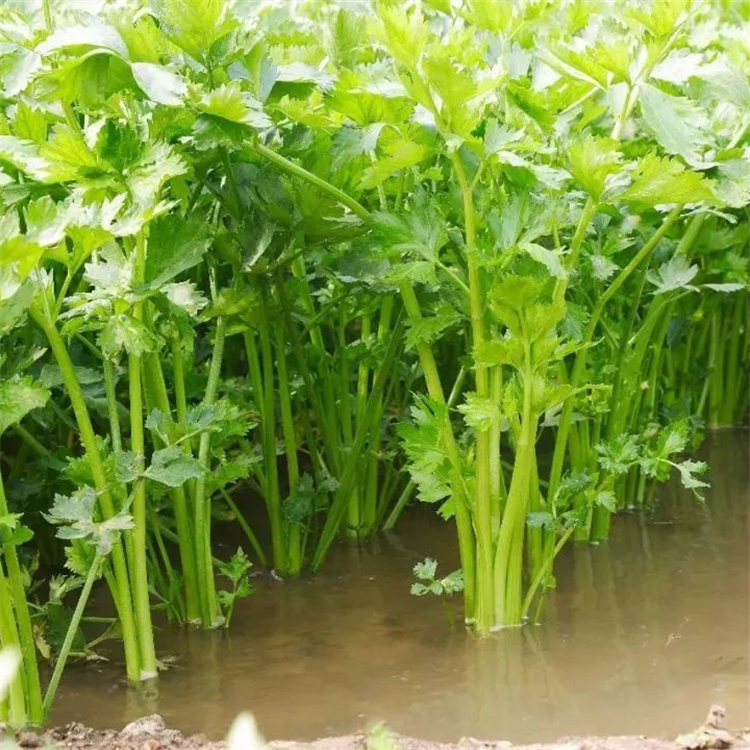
0,0,747,728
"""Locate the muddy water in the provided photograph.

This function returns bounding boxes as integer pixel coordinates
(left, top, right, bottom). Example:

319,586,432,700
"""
50,432,749,743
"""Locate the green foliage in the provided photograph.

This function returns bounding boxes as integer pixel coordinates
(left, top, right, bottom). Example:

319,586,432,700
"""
44,487,133,555
0,0,745,716
217,547,254,628
0,376,50,436
410,557,464,597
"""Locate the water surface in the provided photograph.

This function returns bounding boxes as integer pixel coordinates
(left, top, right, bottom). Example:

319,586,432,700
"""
50,431,750,742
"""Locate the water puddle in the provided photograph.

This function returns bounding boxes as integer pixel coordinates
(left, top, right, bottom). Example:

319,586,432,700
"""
49,431,749,742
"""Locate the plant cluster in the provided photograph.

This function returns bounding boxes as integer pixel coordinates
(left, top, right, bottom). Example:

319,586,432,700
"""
0,0,747,728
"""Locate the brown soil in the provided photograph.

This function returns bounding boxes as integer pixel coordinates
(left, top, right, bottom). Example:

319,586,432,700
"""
3,714,749,750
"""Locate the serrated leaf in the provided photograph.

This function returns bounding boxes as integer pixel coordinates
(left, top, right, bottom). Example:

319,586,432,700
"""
620,154,715,205
651,50,704,84
639,84,710,166
143,214,211,288
196,82,271,129
372,199,447,263
405,307,461,349
522,242,566,279
484,119,524,156
331,124,384,170
0,513,22,531
162,281,207,316
0,375,50,435
154,0,238,64
647,255,699,294
526,511,554,530
114,450,141,483
131,62,187,106
590,254,619,281
0,135,51,181
44,487,97,527
145,446,205,487
413,557,438,581
675,459,709,499
568,135,622,201
98,314,158,357
360,138,430,189
457,392,501,431
594,490,617,512
374,6,428,69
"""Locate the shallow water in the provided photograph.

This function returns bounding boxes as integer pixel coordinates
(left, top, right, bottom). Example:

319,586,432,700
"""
50,431,749,743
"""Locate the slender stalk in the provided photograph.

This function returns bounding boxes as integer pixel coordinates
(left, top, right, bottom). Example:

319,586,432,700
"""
255,290,285,571
382,480,416,531
29,307,142,682
274,320,302,574
247,140,371,221
42,553,103,719
0,474,43,724
398,283,477,621
127,234,157,678
0,563,26,727
547,209,680,503
218,488,267,566
141,353,200,623
193,312,226,626
12,425,48,459
102,360,123,453
521,525,575,622
311,316,407,570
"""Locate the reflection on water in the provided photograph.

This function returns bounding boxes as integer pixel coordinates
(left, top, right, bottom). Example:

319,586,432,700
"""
50,432,749,742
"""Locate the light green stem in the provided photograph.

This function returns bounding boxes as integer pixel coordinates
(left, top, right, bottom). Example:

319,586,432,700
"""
193,314,226,626
0,474,43,723
30,307,141,682
42,553,103,718
547,208,680,503
128,234,157,678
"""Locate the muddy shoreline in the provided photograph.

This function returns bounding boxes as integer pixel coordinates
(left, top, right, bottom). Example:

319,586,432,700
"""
5,714,749,750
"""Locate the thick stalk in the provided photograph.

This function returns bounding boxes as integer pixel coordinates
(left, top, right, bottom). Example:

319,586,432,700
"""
290,258,340,468
493,330,535,627
364,297,395,531
489,366,505,523
249,141,480,617
102,360,123,453
337,312,358,539
127,234,157,678
451,153,494,634
708,312,724,426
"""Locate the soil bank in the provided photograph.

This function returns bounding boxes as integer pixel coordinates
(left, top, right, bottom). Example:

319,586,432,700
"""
5,714,750,750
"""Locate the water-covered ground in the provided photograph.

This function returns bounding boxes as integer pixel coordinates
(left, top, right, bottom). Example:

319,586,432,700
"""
49,431,749,743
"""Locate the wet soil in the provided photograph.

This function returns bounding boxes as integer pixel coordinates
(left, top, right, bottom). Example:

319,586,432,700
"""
8,714,750,750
